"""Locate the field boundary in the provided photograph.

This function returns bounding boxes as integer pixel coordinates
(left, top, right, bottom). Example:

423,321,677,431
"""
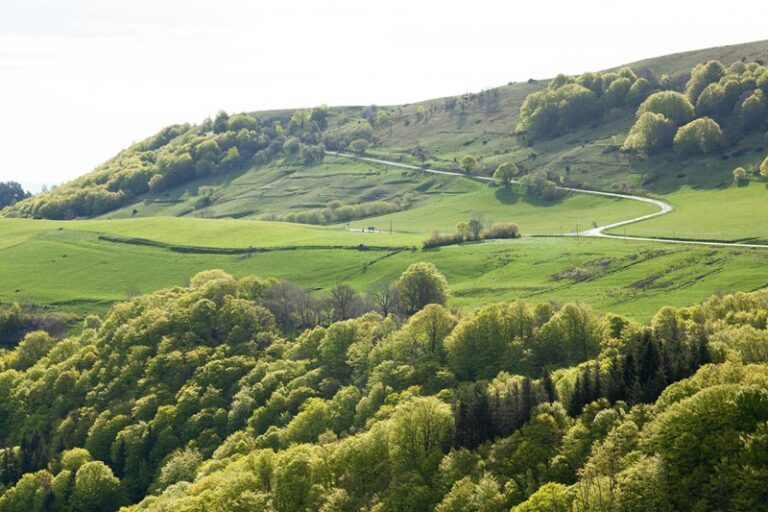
98,234,414,254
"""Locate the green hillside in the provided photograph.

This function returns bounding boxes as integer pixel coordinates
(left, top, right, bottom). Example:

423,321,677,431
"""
5,38,768,512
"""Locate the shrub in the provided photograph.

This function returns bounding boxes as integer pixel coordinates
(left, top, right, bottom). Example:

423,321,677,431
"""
520,174,566,201
349,139,369,154
459,155,477,173
733,167,748,185
422,231,464,249
484,223,520,239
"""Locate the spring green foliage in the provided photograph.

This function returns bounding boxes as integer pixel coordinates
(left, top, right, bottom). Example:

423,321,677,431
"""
0,270,767,510
637,91,695,126
622,112,676,154
622,58,768,157
396,262,448,315
519,67,653,139
673,117,725,155
492,162,518,187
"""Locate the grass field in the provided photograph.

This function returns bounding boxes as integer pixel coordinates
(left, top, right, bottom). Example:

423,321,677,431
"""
3,216,768,322
609,182,768,242
3,153,766,322
98,155,658,238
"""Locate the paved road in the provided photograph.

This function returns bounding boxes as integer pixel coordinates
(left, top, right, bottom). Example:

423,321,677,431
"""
326,151,767,250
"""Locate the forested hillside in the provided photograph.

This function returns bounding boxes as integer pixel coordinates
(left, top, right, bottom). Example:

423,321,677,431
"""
1,265,768,511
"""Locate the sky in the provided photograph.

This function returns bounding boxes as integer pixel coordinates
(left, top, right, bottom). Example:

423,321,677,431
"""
1,0,767,191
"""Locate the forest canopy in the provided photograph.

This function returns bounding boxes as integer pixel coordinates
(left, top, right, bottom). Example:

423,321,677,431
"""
0,267,767,511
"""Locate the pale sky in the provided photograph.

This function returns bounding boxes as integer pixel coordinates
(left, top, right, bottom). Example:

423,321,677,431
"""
2,0,767,191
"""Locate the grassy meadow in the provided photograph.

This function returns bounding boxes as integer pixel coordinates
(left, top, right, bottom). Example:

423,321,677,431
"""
3,214,768,321
608,182,768,242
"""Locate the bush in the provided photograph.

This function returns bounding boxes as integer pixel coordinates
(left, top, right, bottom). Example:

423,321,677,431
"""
459,155,477,173
733,167,748,185
484,223,520,239
422,231,464,249
520,174,566,201
349,139,369,154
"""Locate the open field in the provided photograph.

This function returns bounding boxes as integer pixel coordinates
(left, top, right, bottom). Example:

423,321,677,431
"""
3,217,768,321
609,182,768,242
99,155,659,237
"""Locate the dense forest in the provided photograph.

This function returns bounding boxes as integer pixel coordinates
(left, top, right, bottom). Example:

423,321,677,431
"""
1,264,768,511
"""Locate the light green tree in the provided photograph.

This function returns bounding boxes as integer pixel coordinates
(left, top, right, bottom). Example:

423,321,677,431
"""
493,162,518,187
637,91,695,125
396,262,449,316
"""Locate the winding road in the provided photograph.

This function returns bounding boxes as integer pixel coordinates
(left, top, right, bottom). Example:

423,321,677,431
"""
326,150,768,250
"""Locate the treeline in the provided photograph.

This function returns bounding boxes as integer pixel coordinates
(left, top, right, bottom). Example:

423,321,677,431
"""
2,106,380,220
2,266,768,510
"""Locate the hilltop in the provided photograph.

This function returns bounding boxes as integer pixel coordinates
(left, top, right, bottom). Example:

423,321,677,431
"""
3,40,768,222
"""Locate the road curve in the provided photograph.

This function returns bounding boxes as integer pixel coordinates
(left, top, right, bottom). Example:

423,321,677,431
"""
326,150,767,250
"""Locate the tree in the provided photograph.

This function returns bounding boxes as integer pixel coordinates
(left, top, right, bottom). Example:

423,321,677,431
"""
637,91,695,126
468,218,484,241
70,461,122,512
761,156,768,177
493,162,518,187
685,60,726,103
673,117,724,155
396,262,448,316
367,281,400,317
695,83,730,119
456,221,471,240
328,284,362,321
156,447,202,491
282,137,301,155
623,112,676,154
512,482,573,512
404,304,457,356
388,397,454,479
603,77,632,108
0,182,30,209
739,90,767,132
626,78,653,107
349,139,369,154
459,155,477,173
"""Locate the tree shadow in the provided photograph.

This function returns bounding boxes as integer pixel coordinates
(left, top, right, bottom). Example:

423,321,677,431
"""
494,186,521,205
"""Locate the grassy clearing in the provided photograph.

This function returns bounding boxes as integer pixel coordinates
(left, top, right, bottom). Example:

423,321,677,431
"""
3,219,768,322
610,182,768,242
